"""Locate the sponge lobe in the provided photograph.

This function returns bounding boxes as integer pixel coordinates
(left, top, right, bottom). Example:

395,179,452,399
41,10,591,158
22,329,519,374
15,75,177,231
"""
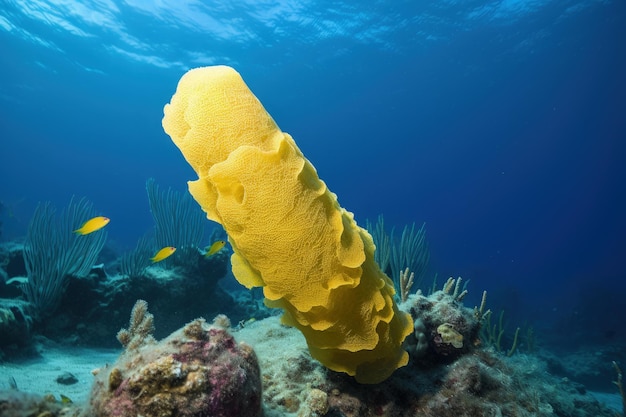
162,65,413,383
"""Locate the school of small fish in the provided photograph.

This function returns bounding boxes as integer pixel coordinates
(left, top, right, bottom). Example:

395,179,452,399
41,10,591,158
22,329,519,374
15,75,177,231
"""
72,216,226,264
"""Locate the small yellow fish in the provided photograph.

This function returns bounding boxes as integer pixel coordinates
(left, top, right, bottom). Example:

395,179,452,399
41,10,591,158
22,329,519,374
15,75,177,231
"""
204,240,226,257
150,246,176,263
74,216,110,235
60,394,73,404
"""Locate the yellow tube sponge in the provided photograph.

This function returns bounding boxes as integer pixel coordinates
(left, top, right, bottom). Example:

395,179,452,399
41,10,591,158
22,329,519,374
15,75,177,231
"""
162,66,413,384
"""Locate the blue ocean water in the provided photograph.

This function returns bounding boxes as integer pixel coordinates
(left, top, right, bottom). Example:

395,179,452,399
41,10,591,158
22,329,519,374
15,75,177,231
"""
1,0,625,379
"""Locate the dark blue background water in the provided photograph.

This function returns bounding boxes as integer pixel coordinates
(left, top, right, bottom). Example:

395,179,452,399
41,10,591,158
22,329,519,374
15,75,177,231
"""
1,1,625,342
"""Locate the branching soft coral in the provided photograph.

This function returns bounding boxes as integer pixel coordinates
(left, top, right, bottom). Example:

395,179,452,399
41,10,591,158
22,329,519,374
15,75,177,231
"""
116,299,155,350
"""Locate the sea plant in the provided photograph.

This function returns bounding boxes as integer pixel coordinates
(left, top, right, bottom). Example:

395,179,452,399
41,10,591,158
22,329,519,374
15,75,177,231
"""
21,197,107,319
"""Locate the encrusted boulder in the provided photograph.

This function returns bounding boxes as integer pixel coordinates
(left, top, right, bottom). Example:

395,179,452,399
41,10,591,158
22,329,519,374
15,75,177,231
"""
86,301,262,417
402,279,483,363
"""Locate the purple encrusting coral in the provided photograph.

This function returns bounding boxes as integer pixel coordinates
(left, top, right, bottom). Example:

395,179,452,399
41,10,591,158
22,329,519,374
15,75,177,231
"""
85,301,262,417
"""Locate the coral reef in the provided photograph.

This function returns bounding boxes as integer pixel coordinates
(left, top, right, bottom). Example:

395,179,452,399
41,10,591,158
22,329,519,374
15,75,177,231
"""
542,346,626,392
0,298,32,355
0,288,618,417
231,281,616,417
0,241,25,298
86,300,262,417
402,281,481,364
0,239,240,349
236,314,615,417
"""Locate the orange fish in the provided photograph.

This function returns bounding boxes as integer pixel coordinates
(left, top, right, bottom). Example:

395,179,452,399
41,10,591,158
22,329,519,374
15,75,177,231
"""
151,246,176,263
74,216,110,235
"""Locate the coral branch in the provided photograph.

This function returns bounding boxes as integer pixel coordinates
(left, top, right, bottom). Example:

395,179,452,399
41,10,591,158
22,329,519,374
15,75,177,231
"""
117,300,155,350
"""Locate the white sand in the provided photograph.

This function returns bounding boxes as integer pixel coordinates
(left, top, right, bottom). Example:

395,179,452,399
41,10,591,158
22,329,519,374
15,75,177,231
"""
0,342,119,405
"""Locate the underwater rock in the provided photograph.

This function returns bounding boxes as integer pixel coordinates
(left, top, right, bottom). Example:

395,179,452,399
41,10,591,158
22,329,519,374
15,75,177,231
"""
402,285,481,363
55,372,79,385
298,388,329,417
236,307,616,417
0,241,26,299
86,301,262,417
0,238,249,349
46,252,243,346
0,298,32,353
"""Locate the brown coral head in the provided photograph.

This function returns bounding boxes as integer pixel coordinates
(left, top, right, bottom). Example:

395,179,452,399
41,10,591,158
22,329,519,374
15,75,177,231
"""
183,318,209,340
108,368,123,391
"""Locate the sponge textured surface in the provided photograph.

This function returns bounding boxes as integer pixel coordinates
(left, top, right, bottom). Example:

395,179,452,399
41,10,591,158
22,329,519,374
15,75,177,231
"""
162,66,413,383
